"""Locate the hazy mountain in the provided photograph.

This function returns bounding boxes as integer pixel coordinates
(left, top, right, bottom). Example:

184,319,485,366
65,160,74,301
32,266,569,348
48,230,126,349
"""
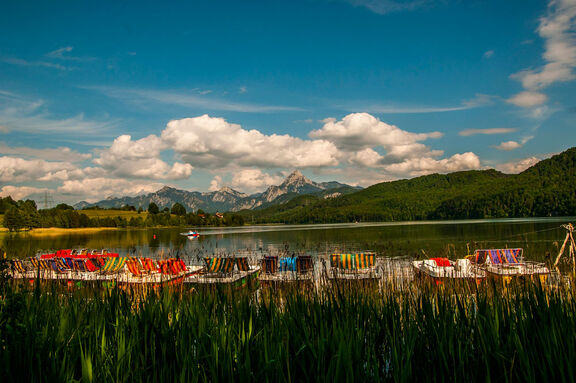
74,170,360,212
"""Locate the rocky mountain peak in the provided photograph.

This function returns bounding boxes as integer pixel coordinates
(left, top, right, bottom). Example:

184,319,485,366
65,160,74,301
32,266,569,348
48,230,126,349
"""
218,186,237,194
157,186,176,193
282,170,312,187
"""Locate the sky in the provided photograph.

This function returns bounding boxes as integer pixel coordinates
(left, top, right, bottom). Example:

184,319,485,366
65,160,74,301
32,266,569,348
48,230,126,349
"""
1,0,576,205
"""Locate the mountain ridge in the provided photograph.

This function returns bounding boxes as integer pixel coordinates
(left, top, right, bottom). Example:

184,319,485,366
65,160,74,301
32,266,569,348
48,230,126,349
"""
74,170,360,212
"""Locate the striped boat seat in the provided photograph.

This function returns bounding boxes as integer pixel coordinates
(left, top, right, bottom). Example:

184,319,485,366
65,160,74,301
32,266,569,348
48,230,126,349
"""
296,255,313,272
262,256,278,274
236,257,249,272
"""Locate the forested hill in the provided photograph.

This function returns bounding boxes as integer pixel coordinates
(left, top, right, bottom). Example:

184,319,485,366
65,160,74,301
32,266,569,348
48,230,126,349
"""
239,147,576,224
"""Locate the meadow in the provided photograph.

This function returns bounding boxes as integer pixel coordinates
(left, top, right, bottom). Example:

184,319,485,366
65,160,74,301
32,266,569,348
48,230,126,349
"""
0,279,574,382
80,209,149,220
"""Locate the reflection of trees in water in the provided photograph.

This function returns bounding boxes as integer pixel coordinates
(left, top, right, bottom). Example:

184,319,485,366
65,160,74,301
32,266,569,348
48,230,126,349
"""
0,220,569,264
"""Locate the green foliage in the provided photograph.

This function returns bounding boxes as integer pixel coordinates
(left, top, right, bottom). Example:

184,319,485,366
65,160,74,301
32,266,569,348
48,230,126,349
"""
148,202,159,214
0,283,574,382
243,148,576,223
55,203,74,210
170,202,186,216
3,207,24,232
0,197,18,214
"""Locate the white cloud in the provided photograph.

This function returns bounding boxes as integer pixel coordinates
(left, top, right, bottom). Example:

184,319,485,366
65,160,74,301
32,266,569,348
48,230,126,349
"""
495,156,541,173
0,185,50,201
310,113,442,159
493,141,523,151
483,50,494,59
342,0,432,15
509,0,576,107
349,93,494,114
1,57,70,71
91,87,302,113
493,134,534,151
229,169,284,193
46,46,94,62
349,148,384,167
57,178,164,203
161,115,340,168
0,90,117,137
506,91,548,107
459,128,518,136
0,156,78,183
0,143,91,162
93,134,193,180
209,175,223,191
382,152,481,177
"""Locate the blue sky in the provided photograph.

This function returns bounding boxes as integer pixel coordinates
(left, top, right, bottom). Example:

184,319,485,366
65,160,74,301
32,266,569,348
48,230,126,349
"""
1,0,575,204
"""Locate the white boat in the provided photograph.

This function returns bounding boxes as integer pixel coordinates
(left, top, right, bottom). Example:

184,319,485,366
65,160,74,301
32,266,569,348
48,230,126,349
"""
412,257,486,283
470,248,549,278
180,230,200,239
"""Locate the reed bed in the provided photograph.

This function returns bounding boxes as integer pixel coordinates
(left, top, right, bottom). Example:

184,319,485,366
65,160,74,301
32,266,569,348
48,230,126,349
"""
0,279,575,382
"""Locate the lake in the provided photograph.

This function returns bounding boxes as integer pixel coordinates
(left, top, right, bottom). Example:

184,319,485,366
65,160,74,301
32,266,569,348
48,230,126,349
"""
2,217,574,269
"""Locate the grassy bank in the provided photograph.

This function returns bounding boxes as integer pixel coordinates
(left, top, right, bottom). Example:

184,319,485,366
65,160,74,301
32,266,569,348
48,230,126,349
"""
0,281,574,382
80,209,149,220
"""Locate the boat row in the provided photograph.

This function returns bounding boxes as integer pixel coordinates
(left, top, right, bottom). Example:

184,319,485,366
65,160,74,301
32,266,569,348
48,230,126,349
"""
412,248,550,283
7,246,553,287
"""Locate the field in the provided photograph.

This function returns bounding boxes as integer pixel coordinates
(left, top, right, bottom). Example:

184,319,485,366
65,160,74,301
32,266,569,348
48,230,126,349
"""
0,279,574,382
80,209,149,220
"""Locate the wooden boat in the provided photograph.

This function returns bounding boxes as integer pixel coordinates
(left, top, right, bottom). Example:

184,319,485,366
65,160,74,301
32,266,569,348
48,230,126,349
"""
184,256,260,288
470,248,549,278
412,257,485,284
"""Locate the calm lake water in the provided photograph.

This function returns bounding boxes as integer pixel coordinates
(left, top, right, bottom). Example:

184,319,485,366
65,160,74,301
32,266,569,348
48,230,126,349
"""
2,217,574,268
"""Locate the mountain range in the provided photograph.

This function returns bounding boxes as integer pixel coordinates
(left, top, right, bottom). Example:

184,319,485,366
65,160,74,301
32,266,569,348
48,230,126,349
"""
239,147,576,223
74,170,360,212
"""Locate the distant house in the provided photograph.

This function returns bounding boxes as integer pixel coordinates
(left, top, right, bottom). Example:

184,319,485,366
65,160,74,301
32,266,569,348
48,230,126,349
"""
215,212,224,219
198,214,206,219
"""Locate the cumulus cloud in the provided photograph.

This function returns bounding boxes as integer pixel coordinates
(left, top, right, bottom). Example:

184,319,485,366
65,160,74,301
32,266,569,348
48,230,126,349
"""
382,152,481,177
229,169,284,193
459,128,518,136
509,0,576,107
93,134,193,179
57,178,164,202
0,185,51,201
349,148,384,167
209,175,223,191
493,135,534,151
495,156,541,173
0,156,78,183
493,141,523,151
310,113,443,162
161,115,340,169
506,91,548,107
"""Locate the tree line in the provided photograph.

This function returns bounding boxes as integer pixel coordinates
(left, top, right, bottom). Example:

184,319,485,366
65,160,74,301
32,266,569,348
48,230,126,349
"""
0,198,244,232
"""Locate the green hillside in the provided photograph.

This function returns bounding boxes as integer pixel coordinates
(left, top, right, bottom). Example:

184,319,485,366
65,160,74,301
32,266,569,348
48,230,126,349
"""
240,147,576,223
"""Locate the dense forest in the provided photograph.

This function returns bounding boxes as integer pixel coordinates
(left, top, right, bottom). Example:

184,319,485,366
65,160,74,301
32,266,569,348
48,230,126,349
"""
239,147,576,224
0,199,244,232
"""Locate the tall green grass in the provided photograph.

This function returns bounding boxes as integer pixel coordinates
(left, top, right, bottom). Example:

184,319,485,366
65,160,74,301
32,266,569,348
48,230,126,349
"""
0,280,574,382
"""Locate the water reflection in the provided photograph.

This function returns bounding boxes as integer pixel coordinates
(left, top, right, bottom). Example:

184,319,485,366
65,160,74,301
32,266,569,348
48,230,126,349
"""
1,218,573,266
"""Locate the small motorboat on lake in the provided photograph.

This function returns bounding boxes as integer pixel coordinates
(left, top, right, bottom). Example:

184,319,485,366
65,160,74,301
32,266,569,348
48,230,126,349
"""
180,230,200,239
